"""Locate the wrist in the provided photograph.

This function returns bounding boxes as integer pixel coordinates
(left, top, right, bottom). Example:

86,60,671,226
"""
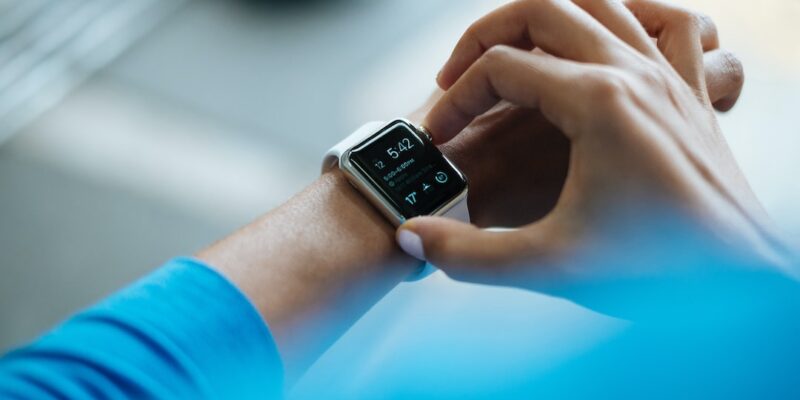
304,169,419,280
200,169,417,323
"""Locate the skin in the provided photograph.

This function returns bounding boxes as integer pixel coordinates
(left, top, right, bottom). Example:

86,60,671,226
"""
197,0,753,384
399,0,796,299
198,170,415,382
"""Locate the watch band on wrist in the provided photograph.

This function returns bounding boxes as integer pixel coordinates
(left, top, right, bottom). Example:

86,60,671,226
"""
322,121,386,173
323,119,471,280
439,194,469,222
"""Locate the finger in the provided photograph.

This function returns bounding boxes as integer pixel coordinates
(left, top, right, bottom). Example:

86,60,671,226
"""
624,0,719,93
437,0,627,89
625,0,719,51
703,49,744,112
425,46,592,143
572,0,662,60
396,217,548,281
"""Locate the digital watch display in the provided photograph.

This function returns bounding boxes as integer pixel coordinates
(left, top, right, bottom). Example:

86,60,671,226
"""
348,121,467,219
323,119,469,226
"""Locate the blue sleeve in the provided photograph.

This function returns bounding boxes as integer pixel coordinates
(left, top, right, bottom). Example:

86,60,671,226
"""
0,258,284,399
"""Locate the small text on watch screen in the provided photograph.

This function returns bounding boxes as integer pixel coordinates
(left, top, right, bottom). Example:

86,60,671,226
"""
349,121,467,219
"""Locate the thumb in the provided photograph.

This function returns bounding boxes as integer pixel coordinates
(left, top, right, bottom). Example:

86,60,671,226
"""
396,216,549,280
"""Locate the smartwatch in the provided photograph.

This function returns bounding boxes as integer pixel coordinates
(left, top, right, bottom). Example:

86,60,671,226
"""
322,119,470,226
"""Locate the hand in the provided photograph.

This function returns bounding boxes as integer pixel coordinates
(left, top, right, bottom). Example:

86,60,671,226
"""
410,97,570,228
407,1,746,230
396,0,793,303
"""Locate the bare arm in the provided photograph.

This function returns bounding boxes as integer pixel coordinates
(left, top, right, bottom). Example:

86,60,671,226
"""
197,170,417,380
194,0,748,383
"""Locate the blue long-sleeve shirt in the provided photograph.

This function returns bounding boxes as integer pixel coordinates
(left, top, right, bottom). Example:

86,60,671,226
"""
2,254,800,398
0,258,283,399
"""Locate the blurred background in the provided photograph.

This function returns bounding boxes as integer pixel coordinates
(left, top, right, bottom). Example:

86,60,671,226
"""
0,0,798,395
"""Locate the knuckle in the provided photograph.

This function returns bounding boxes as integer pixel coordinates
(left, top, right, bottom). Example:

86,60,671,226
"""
586,69,630,101
674,9,699,30
476,45,518,78
463,23,482,46
675,9,717,36
580,69,639,121
719,50,745,87
482,44,515,64
696,12,718,37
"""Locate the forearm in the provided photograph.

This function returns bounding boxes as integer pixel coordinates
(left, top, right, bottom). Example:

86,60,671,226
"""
197,169,418,379
0,173,415,397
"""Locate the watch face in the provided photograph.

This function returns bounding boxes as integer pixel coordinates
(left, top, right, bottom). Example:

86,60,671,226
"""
348,120,467,220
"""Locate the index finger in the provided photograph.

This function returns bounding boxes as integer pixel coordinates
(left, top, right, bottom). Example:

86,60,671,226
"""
425,46,593,144
437,0,629,89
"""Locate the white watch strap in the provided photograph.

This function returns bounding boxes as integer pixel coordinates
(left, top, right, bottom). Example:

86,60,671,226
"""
441,194,470,222
321,121,387,173
323,120,471,281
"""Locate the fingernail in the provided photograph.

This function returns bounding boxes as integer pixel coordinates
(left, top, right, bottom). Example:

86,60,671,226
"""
397,229,425,260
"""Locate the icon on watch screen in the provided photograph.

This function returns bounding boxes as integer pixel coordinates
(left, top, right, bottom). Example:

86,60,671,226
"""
422,182,433,193
405,191,418,205
434,171,448,184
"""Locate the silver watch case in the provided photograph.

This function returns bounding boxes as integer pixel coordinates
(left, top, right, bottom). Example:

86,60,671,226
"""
338,119,468,226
